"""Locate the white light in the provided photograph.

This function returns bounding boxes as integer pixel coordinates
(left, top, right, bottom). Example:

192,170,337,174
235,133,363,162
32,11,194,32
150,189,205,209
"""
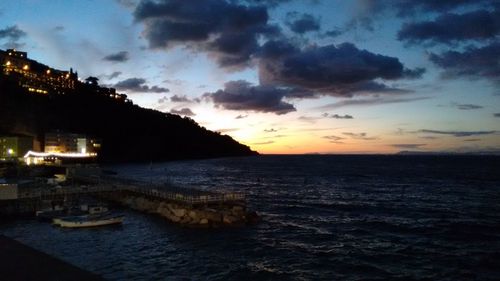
7,148,14,155
23,151,97,159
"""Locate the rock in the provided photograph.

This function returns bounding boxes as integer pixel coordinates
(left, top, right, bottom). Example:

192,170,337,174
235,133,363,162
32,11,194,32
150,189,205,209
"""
189,217,200,225
188,210,198,220
202,209,222,222
172,208,186,218
223,214,239,224
180,216,192,224
232,205,245,212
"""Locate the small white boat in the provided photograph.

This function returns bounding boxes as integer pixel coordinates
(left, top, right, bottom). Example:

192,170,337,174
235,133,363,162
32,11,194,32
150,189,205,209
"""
53,214,123,228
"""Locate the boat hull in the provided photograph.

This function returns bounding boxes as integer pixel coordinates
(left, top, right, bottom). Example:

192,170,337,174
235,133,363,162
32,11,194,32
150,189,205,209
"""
54,216,123,228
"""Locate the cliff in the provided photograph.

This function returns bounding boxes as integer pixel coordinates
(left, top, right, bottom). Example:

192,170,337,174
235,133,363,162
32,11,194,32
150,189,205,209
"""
0,74,258,162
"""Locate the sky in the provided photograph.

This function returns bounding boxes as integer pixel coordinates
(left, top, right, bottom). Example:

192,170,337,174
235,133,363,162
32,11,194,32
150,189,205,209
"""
1,0,499,154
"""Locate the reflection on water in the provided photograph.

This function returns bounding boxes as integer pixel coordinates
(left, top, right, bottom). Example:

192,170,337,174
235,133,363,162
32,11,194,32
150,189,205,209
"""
2,155,500,280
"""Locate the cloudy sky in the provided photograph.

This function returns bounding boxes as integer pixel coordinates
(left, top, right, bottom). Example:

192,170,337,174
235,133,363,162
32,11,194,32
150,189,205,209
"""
1,0,499,154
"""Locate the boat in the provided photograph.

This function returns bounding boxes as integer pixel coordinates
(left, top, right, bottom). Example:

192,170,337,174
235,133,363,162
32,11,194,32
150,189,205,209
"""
53,213,124,228
37,204,109,220
36,205,67,221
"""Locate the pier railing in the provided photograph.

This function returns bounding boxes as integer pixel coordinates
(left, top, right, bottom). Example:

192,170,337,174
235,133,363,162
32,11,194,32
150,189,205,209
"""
7,176,245,205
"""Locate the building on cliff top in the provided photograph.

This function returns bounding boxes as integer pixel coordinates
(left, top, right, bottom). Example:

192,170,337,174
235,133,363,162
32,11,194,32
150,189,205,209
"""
0,48,133,104
0,49,78,95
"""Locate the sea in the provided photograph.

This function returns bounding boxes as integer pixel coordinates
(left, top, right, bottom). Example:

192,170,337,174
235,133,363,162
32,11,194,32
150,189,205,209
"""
1,155,500,280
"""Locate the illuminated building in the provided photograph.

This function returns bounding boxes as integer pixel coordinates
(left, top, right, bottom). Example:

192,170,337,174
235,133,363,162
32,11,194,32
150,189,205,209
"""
44,132,101,154
0,48,78,95
0,48,134,104
0,135,34,161
21,132,101,165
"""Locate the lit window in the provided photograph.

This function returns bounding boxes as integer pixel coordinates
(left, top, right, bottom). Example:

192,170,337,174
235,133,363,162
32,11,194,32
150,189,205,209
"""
23,64,29,70
6,61,11,66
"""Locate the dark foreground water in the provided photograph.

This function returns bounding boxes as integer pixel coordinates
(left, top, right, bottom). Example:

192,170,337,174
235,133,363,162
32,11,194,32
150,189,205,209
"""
2,155,500,280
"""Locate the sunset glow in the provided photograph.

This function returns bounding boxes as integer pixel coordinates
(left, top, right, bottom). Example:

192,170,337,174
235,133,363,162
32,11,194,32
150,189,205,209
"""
2,0,498,154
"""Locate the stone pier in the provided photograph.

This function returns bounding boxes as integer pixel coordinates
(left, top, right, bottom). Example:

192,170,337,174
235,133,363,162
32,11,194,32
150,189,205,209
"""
100,192,259,227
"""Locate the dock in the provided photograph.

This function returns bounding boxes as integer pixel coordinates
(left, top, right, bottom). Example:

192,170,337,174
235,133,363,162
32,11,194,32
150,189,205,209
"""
0,171,255,226
2,174,245,206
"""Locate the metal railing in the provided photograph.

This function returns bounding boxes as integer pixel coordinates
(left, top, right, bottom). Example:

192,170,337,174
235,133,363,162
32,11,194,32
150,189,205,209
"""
12,176,245,205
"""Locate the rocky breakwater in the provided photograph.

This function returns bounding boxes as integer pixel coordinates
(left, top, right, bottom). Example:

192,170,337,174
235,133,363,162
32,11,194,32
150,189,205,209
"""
104,194,259,227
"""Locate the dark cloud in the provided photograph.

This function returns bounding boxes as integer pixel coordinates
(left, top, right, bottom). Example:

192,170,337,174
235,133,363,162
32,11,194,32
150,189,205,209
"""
100,71,122,80
286,12,320,34
259,41,420,97
235,114,248,119
170,107,196,116
216,128,239,133
420,136,438,140
494,113,500,117
398,9,500,45
326,114,354,119
394,0,493,17
298,116,320,123
323,29,342,38
322,135,345,144
251,140,274,145
403,67,426,79
454,103,484,110
349,0,492,31
0,25,27,49
2,41,25,49
53,25,65,32
205,80,296,115
318,96,430,110
108,71,122,79
158,96,168,104
342,132,377,140
264,128,277,133
419,129,497,137
116,0,139,8
242,0,292,7
134,0,278,68
391,144,426,149
429,42,500,82
114,78,169,93
0,25,26,41
170,95,196,103
103,51,130,62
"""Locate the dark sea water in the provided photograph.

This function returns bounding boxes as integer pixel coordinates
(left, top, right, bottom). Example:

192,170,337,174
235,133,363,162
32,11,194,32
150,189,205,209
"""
2,155,500,280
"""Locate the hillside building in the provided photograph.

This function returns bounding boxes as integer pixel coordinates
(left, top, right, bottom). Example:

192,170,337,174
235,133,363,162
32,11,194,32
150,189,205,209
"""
0,48,78,95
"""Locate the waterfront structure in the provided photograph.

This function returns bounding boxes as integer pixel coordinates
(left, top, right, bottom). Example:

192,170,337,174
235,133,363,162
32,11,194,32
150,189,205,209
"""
0,135,34,161
21,132,101,165
44,132,101,154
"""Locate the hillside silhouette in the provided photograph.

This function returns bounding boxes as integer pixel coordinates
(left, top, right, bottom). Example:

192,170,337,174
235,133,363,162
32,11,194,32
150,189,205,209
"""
0,73,257,162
